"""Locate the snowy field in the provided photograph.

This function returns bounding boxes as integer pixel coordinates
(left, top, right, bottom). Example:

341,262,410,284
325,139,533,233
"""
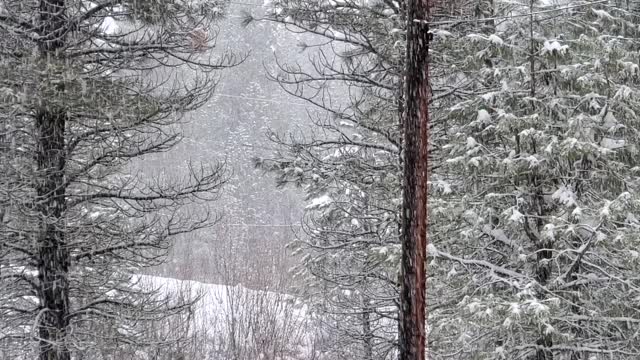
137,275,318,360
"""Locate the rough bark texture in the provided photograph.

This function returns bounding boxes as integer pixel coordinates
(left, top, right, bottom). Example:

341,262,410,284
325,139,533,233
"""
36,1,71,359
35,111,70,360
362,304,373,360
399,0,430,359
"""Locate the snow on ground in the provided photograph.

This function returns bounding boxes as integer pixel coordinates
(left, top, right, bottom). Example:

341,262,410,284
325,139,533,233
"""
138,274,307,322
137,275,315,359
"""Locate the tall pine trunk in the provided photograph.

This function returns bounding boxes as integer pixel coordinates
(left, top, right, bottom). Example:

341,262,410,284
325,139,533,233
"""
36,1,71,359
362,303,373,360
399,0,430,359
35,110,70,360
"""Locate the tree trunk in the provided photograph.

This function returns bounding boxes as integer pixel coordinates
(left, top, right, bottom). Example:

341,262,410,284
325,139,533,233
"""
36,1,71,359
399,0,430,358
362,304,373,360
35,110,71,360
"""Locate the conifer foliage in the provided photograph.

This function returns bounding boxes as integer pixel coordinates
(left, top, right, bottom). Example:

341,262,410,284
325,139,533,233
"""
253,0,405,354
257,0,640,359
0,1,236,358
429,0,640,358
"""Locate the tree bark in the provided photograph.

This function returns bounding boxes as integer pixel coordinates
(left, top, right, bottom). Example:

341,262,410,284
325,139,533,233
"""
36,1,71,359
35,110,71,360
399,0,430,359
362,303,373,360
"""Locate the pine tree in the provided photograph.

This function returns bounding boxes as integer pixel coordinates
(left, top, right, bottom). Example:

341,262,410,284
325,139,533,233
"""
251,0,406,357
252,0,482,357
0,1,237,358
429,0,640,358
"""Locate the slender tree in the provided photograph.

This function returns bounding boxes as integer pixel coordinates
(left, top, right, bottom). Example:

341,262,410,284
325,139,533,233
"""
399,0,431,357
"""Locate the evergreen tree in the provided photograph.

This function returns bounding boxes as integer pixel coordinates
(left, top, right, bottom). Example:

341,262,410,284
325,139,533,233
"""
0,1,237,358
251,0,405,357
429,0,640,358
253,0,477,358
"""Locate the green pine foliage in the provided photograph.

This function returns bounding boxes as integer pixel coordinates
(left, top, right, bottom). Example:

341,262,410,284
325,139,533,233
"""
429,1,640,358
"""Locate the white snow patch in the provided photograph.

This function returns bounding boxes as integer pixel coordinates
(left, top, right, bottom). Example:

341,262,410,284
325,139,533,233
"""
510,209,524,223
435,179,452,194
136,275,312,358
305,194,333,210
552,186,577,207
430,29,452,38
100,16,119,35
614,85,633,100
600,202,611,218
542,40,569,55
601,138,625,150
592,9,613,20
488,34,504,45
339,120,355,127
477,109,491,123
571,206,582,219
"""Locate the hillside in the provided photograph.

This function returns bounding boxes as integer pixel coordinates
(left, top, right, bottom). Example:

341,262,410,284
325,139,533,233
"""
137,275,318,360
